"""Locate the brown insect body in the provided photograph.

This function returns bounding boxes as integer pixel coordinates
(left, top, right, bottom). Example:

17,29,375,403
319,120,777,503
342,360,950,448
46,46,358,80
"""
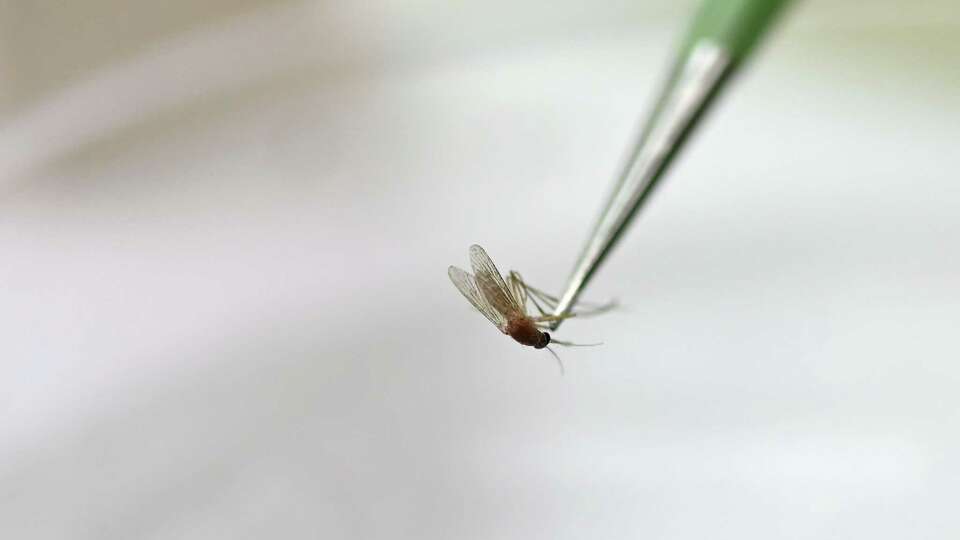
450,245,579,355
505,317,550,349
449,245,611,373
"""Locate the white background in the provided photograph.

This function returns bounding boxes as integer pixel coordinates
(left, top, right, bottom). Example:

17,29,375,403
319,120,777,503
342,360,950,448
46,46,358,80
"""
2,1,959,538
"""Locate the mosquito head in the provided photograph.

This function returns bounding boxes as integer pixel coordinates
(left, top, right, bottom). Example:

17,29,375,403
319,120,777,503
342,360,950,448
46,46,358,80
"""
534,331,551,349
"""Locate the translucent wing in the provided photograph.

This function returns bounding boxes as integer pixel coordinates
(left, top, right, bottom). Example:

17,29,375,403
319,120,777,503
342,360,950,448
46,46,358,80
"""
448,265,507,331
469,244,525,319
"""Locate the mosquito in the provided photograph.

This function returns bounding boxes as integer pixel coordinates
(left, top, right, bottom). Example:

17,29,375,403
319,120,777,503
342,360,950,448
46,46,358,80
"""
448,244,614,372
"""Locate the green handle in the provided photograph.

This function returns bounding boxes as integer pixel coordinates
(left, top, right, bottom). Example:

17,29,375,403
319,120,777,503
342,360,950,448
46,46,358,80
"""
681,0,792,63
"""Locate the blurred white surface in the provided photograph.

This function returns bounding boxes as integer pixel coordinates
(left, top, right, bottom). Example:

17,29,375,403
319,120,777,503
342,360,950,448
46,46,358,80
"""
1,1,959,538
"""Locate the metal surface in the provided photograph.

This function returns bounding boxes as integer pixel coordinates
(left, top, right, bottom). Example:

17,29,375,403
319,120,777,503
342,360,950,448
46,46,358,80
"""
549,0,791,330
551,42,733,328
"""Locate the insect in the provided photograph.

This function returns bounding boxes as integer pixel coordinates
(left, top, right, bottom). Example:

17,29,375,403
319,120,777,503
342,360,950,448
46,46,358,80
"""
448,244,612,372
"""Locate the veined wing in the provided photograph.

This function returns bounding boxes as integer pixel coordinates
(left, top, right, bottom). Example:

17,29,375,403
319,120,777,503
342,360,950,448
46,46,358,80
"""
469,244,525,319
448,266,507,331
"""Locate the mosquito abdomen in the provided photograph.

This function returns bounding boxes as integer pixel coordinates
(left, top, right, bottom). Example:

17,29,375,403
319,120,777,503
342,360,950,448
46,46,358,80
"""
505,317,549,349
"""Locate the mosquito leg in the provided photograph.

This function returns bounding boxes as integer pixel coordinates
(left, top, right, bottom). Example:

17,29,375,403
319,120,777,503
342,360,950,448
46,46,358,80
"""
524,283,561,311
522,280,616,315
566,299,619,318
511,271,616,320
523,283,560,305
532,302,616,328
506,271,527,310
527,291,551,317
550,338,603,347
531,313,577,323
509,273,558,310
545,346,565,375
526,287,558,311
525,282,602,310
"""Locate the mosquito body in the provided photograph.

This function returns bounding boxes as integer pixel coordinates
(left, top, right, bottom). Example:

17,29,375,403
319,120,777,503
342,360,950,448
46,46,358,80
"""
448,245,613,370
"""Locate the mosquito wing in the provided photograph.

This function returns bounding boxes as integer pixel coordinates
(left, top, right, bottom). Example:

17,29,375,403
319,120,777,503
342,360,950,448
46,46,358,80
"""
469,244,525,319
448,266,508,331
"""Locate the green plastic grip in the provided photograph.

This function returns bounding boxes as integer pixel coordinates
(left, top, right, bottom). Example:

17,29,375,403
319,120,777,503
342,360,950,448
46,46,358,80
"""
681,0,791,63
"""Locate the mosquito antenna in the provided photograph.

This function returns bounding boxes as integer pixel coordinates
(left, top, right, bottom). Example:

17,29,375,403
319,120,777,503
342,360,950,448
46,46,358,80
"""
545,346,565,375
